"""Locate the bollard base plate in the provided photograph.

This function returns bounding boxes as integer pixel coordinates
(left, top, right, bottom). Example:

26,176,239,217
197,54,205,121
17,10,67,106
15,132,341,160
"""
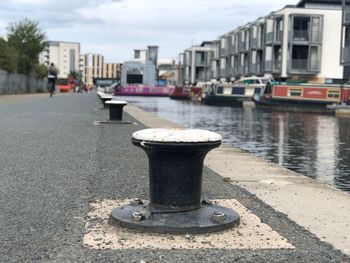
110,200,240,234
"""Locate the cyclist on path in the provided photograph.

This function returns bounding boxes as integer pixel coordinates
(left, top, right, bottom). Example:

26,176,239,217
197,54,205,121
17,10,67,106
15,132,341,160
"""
48,63,57,97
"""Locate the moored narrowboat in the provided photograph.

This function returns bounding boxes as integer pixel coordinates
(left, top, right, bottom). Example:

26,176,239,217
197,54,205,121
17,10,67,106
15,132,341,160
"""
169,86,191,100
114,85,171,97
170,86,203,101
253,83,350,113
202,77,270,106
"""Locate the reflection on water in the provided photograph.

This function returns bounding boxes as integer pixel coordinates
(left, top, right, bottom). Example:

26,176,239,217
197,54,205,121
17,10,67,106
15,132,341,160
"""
126,96,350,193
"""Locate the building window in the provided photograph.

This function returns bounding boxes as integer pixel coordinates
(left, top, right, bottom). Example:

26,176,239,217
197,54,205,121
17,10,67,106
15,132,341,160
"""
328,90,340,98
289,88,302,97
221,38,226,49
291,45,308,70
220,58,226,69
293,16,310,41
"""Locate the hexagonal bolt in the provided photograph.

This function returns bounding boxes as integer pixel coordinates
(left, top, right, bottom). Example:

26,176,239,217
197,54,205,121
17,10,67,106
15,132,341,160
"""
132,212,144,222
212,212,226,222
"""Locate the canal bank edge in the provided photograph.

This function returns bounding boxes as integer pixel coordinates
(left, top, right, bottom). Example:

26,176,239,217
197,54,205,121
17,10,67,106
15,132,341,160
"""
124,104,350,256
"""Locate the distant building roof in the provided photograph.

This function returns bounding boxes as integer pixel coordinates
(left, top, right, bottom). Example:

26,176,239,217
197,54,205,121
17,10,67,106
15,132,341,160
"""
47,40,80,45
200,41,214,46
296,0,349,7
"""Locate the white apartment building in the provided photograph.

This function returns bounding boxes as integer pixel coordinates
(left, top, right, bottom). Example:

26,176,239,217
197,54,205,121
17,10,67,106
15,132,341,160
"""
179,0,347,85
219,0,345,83
39,41,80,79
80,53,104,86
181,42,215,84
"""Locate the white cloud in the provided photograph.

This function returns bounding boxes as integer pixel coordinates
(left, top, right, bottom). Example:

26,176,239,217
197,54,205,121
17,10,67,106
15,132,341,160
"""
0,0,299,61
11,0,45,4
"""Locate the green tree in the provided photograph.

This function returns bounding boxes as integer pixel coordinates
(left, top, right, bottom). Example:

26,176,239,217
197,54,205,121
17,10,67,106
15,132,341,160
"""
0,38,18,73
34,64,48,79
7,18,47,76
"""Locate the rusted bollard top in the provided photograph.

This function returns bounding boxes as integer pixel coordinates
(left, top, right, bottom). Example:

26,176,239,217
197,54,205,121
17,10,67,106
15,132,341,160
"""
132,128,222,143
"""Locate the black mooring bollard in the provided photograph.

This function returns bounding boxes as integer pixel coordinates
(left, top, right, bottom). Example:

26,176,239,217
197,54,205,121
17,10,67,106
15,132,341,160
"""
105,100,127,121
110,128,240,234
100,94,113,107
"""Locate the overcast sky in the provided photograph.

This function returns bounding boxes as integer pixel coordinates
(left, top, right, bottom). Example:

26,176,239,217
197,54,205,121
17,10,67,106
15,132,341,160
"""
0,0,299,62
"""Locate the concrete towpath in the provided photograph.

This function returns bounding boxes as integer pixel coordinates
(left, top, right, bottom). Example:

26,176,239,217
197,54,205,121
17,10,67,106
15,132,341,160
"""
0,92,349,262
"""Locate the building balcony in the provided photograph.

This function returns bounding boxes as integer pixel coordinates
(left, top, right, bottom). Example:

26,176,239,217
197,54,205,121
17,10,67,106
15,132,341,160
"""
195,59,206,67
272,61,282,73
250,64,257,74
219,68,227,78
341,46,350,65
243,64,250,75
265,32,273,45
210,69,217,79
195,72,206,82
244,42,250,52
291,30,309,42
237,41,244,52
237,66,245,75
291,59,308,70
288,59,319,73
274,31,283,44
251,38,258,49
264,60,272,72
213,51,220,60
226,67,234,76
256,39,264,49
220,48,229,57
256,63,264,75
344,8,350,25
184,60,191,67
228,44,236,54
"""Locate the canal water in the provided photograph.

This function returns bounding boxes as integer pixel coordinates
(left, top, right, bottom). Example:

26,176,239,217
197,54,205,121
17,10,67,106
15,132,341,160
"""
125,96,350,193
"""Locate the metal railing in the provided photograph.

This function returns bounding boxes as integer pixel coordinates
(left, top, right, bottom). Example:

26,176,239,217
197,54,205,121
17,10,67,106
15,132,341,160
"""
238,41,244,52
342,46,350,64
264,60,272,71
250,64,257,74
219,68,227,78
195,58,206,67
291,59,308,70
256,63,264,74
251,38,257,49
292,30,309,41
344,7,350,25
220,48,229,57
265,32,273,44
273,60,282,72
274,31,283,43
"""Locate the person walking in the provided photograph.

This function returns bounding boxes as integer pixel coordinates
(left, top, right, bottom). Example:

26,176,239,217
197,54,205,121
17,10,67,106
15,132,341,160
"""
48,63,57,97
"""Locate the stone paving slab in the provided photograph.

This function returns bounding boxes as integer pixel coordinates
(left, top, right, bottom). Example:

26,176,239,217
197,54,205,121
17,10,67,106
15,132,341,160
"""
84,199,294,250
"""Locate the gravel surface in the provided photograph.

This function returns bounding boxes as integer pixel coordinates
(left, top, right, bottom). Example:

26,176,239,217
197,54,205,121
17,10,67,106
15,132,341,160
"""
0,92,349,262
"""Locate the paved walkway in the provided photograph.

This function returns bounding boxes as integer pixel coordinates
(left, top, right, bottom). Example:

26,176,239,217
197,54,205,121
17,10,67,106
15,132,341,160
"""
0,93,349,262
